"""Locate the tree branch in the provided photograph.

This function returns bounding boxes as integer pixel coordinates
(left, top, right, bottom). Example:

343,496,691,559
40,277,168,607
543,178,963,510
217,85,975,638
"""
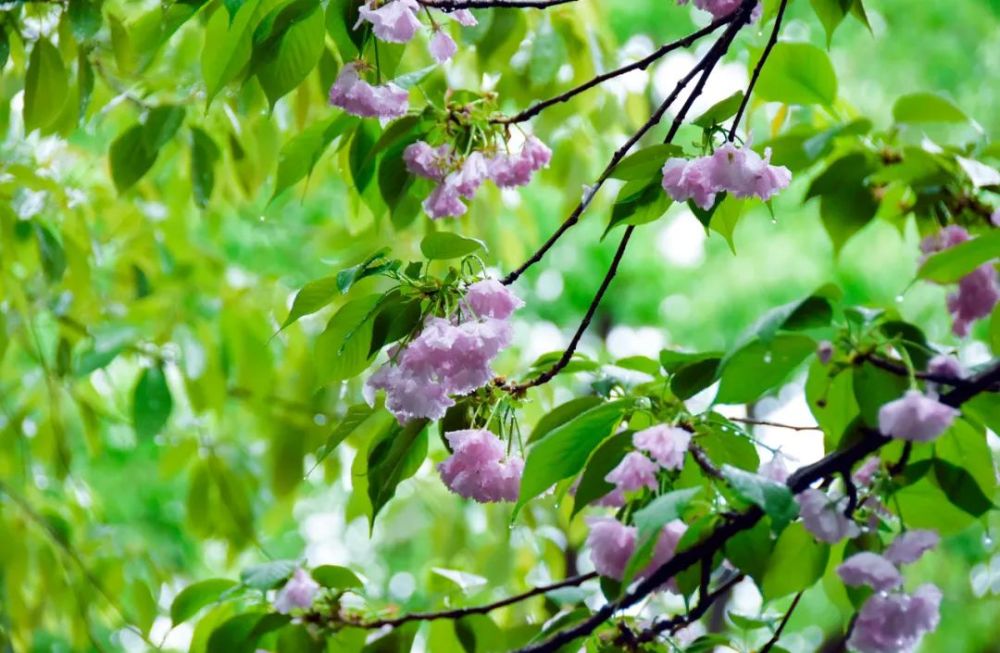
496,16,734,125
727,0,789,141
728,417,823,432
633,572,745,644
758,591,803,653
333,572,597,629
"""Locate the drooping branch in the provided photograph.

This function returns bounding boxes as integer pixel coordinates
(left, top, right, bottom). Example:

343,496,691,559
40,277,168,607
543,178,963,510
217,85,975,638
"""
515,358,1000,653
496,15,734,125
418,0,576,9
727,0,789,141
325,571,597,629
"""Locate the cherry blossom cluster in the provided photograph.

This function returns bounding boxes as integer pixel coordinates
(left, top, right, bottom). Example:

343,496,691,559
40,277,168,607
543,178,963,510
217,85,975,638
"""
837,530,942,653
356,0,476,63
437,429,524,502
596,424,691,507
404,136,552,219
272,568,320,614
920,226,999,337
365,279,524,423
328,62,410,120
585,517,687,589
660,143,792,210
677,0,762,21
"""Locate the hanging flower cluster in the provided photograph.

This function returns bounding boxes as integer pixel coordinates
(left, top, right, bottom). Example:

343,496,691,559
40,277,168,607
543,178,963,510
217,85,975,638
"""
272,568,320,614
585,516,687,589
797,488,861,544
878,390,958,442
328,62,409,120
596,424,691,507
437,429,524,503
920,226,999,336
661,143,791,210
365,279,524,423
837,530,942,653
404,136,552,219
356,0,476,62
677,0,762,21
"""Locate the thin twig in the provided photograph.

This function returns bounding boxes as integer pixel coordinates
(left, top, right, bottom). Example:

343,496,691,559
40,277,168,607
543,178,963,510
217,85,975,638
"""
497,16,733,124
334,572,598,629
634,572,745,643
727,0,789,141
758,592,803,653
728,417,823,432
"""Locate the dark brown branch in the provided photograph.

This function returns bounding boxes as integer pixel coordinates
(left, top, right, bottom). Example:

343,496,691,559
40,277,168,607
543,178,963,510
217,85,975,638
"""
419,0,575,8
690,443,724,479
515,358,1000,653
727,0,789,141
497,16,734,125
860,353,981,388
633,572,745,644
338,572,597,629
758,591,803,653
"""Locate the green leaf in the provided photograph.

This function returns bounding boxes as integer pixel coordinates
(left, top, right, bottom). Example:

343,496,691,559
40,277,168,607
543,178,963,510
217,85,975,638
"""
109,125,158,192
809,0,852,46
240,559,297,590
570,431,631,516
709,195,746,253
670,357,722,400
715,334,815,404
254,0,325,107
933,458,995,517
852,363,908,428
336,248,397,294
143,105,186,152
761,522,829,600
171,579,238,626
721,465,798,532
132,364,173,439
693,90,744,128
315,404,383,465
367,419,429,527
420,232,487,260
282,276,340,329
608,144,683,181
604,178,672,237
34,223,66,283
529,396,604,444
24,38,68,134
315,294,380,383
515,400,630,518
272,113,359,200
755,42,837,106
623,487,701,583
349,120,381,192
69,0,103,41
312,565,363,590
892,92,967,124
191,126,221,208
206,613,266,653
202,0,263,108
918,231,1000,284
725,518,773,583
392,64,437,90
807,152,878,253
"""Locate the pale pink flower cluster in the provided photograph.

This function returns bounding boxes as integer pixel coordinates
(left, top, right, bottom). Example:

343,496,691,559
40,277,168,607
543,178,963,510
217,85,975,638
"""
329,63,409,119
837,530,942,653
597,425,691,507
677,0,762,21
437,429,523,502
404,136,552,219
365,280,522,423
878,390,958,442
920,225,999,336
927,354,965,380
585,516,687,590
661,144,791,210
273,568,320,614
758,454,790,483
355,0,476,62
797,488,860,543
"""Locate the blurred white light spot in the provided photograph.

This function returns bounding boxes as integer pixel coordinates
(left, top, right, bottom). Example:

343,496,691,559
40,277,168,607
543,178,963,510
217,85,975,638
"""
389,572,416,601
535,269,564,301
657,211,706,268
606,326,664,359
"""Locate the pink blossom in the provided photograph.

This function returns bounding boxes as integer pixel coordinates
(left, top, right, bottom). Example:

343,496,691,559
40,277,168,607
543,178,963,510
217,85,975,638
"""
633,425,691,470
919,225,970,254
487,136,551,188
837,552,903,592
356,0,422,43
848,584,942,653
797,488,860,543
947,264,999,337
437,429,523,503
647,520,688,592
992,209,1000,227
449,152,489,198
885,529,940,566
429,29,457,63
678,0,762,21
927,354,965,380
451,9,477,26
605,452,659,498
273,569,320,614
521,135,552,169
661,157,718,210
422,181,468,219
853,457,881,486
586,517,637,581
707,143,791,202
404,141,450,180
758,455,790,483
817,340,834,365
463,279,525,320
878,390,958,442
329,63,409,119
